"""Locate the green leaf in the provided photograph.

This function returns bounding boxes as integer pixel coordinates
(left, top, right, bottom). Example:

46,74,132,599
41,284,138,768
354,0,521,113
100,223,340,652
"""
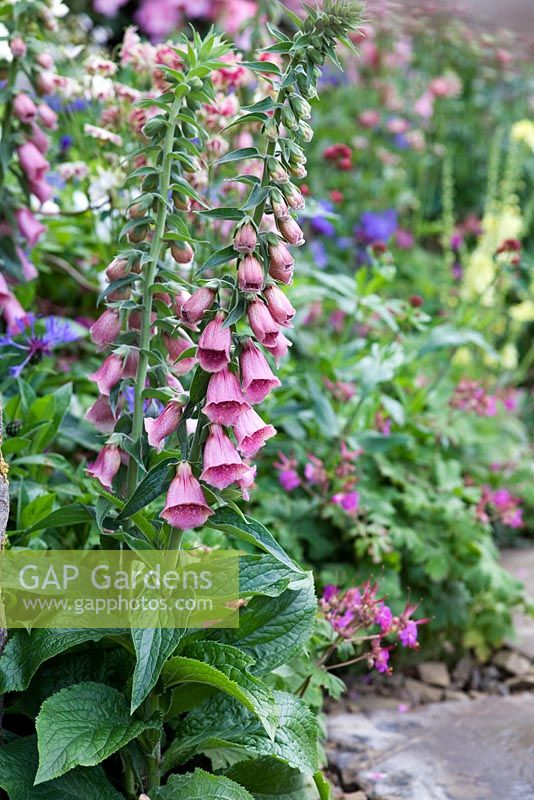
0,736,124,800
215,147,262,165
130,627,185,712
157,769,254,800
163,691,319,775
419,324,494,356
21,493,56,530
225,757,309,800
239,555,294,598
35,682,152,783
209,507,304,573
116,457,177,520
164,641,278,738
241,61,282,75
198,208,245,221
28,503,95,533
209,574,316,674
188,365,211,405
196,244,237,278
0,629,120,692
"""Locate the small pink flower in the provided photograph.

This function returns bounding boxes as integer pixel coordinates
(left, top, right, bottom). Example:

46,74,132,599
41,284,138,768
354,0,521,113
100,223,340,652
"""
90,308,121,349
234,408,276,457
17,141,49,183
30,122,49,155
15,207,46,248
163,334,197,375
237,464,257,501
332,490,360,515
87,443,121,489
264,285,295,326
268,240,294,277
247,298,279,346
85,395,117,433
277,217,305,246
200,424,248,489
144,400,183,451
240,339,281,404
238,255,264,292
13,93,37,123
15,246,37,281
89,353,123,395
197,311,231,372
10,37,27,58
161,461,213,530
28,178,53,205
264,331,291,364
234,221,257,254
38,103,58,129
204,367,250,425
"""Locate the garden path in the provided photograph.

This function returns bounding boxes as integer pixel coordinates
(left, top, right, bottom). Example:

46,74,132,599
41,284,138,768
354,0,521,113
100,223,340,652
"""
326,547,534,799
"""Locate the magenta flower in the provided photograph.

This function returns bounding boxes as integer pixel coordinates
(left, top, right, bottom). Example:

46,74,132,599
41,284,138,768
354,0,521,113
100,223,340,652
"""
247,298,279,347
238,255,264,292
375,603,393,633
17,142,49,183
38,103,58,130
89,353,124,395
399,620,418,648
15,207,46,248
161,461,213,530
332,490,360,515
237,464,257,501
90,308,121,350
234,408,276,457
197,312,232,372
84,395,117,433
322,584,338,603
264,285,295,326
87,443,121,490
163,333,197,375
240,339,281,404
204,367,250,425
200,424,248,489
373,646,391,674
13,93,37,123
181,287,215,323
264,331,291,364
279,469,301,491
144,400,183,451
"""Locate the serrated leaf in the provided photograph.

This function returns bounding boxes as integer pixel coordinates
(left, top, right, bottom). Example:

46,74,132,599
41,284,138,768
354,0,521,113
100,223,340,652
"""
209,574,316,674
131,627,185,712
162,691,319,775
209,507,304,573
225,757,309,800
0,629,119,693
164,641,278,738
157,769,254,800
35,682,152,783
239,555,294,598
0,736,124,800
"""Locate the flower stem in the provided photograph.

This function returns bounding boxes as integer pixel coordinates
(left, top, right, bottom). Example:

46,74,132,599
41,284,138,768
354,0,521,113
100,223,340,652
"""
127,94,183,495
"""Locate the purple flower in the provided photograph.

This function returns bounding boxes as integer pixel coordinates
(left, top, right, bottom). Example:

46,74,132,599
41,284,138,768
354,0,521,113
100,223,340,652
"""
356,209,398,244
375,603,393,632
0,315,80,376
309,239,328,268
332,610,355,631
373,647,391,673
278,469,301,491
322,584,338,603
399,620,418,648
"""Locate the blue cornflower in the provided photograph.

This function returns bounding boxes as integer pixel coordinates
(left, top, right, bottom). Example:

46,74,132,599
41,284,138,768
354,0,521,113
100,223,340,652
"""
356,209,398,244
309,199,336,237
60,135,73,153
0,315,81,376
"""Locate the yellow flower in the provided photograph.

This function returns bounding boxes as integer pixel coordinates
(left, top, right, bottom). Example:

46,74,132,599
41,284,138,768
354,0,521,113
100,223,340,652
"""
510,300,534,322
501,344,518,370
511,119,534,152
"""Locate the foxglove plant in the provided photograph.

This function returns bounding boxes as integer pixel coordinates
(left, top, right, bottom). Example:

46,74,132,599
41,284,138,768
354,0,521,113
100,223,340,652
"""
0,5,368,800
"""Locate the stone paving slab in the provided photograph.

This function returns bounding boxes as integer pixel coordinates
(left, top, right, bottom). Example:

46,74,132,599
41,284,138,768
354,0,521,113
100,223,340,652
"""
502,549,534,660
327,695,534,800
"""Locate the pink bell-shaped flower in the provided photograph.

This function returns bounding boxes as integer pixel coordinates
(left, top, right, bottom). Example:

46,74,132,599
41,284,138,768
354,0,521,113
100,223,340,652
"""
161,461,213,530
204,367,250,426
200,424,248,489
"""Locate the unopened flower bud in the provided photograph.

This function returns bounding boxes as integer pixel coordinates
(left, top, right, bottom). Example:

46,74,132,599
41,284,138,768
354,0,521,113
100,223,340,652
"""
298,121,314,142
181,287,215,323
271,191,290,221
108,285,132,302
170,240,194,264
282,183,306,211
172,192,191,212
238,255,264,292
234,221,257,254
264,284,295,326
10,37,27,58
262,117,279,141
282,104,299,131
289,164,307,179
105,258,130,281
267,157,289,184
289,93,311,120
268,239,294,281
90,308,121,349
247,298,279,346
277,217,305,246
127,224,148,243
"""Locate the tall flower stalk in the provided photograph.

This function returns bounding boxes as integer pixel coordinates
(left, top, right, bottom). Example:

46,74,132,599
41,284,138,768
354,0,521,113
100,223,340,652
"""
87,5,364,549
